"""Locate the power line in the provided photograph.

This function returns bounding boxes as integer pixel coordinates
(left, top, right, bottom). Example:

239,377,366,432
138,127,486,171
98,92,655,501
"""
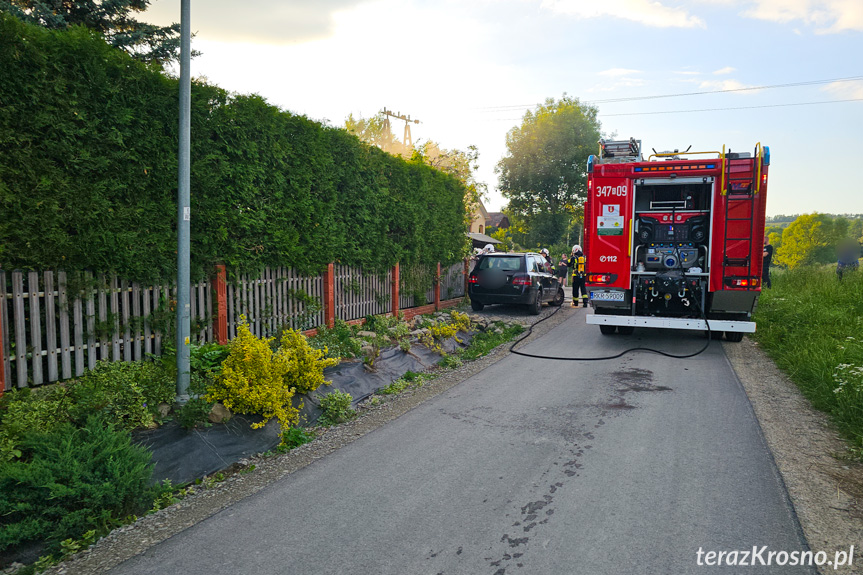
476,75,863,111
600,97,863,117
480,97,863,120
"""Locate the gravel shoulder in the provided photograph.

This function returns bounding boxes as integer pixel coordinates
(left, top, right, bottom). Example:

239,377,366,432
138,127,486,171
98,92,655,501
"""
724,338,863,574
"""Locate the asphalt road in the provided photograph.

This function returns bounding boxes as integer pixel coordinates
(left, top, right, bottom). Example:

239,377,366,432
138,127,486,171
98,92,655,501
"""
110,308,815,575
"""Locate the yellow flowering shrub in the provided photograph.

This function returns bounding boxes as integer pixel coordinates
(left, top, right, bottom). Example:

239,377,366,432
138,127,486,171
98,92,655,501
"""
279,328,339,395
205,319,298,432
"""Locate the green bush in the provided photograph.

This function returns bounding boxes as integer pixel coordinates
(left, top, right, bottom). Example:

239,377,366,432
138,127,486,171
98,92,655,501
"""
279,427,316,452
753,266,863,450
67,361,174,430
0,417,164,556
317,390,355,426
310,319,362,359
0,360,173,461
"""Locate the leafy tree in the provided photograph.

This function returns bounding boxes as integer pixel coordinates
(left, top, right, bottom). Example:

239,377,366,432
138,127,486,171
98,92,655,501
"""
496,95,600,246
775,214,832,269
0,0,187,64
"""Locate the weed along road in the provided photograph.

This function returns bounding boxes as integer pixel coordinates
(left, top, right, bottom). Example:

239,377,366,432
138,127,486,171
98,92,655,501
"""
108,308,814,575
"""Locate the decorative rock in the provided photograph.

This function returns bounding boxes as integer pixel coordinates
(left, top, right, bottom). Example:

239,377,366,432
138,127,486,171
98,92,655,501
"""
157,402,172,417
208,403,232,424
357,330,377,338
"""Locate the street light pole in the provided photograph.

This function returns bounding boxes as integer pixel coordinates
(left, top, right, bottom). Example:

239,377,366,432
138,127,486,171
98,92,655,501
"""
176,0,191,402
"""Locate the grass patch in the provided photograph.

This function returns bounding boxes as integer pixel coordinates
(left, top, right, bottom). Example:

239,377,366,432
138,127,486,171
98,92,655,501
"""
752,265,863,452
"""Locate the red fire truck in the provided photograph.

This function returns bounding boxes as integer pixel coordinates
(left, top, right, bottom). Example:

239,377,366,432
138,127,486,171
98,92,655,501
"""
583,138,770,342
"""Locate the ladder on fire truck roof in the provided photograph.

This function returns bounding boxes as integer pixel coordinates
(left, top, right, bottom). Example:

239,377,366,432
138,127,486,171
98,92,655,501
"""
720,144,764,290
598,138,641,162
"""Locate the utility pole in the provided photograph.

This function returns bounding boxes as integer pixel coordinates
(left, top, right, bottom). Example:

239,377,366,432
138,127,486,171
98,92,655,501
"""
382,108,420,151
175,0,191,402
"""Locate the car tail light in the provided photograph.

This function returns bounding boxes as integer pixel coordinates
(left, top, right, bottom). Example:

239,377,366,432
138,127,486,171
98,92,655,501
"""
468,275,479,284
511,275,532,286
725,277,760,288
587,273,614,284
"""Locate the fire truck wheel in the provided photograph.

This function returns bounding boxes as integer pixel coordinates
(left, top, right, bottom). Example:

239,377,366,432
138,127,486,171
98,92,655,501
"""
551,288,565,307
725,331,744,342
599,324,617,335
529,289,543,315
710,330,724,340
617,326,635,335
470,300,484,312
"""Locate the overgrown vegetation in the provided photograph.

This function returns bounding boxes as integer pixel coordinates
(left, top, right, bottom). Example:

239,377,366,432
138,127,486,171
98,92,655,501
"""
0,13,468,280
752,265,863,454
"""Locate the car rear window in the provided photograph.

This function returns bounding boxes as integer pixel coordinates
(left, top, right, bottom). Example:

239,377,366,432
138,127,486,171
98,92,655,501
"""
478,256,523,272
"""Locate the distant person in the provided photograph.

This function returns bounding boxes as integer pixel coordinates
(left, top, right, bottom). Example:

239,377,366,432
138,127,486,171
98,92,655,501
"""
568,245,587,308
837,239,860,280
762,236,773,288
556,253,569,288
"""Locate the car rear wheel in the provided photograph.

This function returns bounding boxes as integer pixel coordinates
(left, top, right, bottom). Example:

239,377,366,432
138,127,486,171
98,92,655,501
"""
470,299,484,312
529,288,543,315
599,324,617,335
551,287,565,307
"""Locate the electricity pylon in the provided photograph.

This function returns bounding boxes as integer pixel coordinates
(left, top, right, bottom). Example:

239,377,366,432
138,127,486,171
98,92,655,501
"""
382,108,420,151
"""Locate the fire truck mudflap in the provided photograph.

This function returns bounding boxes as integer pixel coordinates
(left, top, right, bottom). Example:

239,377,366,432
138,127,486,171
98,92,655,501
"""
583,138,769,341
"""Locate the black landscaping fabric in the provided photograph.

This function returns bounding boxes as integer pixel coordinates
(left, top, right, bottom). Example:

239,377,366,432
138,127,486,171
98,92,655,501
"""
139,334,474,486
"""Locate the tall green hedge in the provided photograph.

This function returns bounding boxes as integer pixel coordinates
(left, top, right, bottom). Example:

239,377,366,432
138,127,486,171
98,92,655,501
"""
0,14,468,282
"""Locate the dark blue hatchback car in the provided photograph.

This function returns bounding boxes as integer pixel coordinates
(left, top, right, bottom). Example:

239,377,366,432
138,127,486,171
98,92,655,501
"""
468,252,565,315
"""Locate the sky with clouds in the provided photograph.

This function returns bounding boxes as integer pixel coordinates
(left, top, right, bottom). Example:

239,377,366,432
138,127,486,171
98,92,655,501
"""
144,0,863,217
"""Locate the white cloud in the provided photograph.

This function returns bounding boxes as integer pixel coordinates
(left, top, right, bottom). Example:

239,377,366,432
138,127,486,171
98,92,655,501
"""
598,68,643,76
143,0,371,43
698,79,760,93
712,66,736,75
539,0,706,28
821,80,863,99
737,0,863,33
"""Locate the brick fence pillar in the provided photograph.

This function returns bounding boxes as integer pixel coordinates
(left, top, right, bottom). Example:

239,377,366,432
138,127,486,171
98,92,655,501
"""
323,263,335,329
391,262,400,317
434,262,441,311
212,264,228,345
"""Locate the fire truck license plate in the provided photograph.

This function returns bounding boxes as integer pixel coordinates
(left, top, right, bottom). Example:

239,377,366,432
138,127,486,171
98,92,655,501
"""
591,291,624,301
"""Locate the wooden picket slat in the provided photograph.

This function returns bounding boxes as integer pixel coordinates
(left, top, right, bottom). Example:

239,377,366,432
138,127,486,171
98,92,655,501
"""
84,272,96,370
132,283,141,360
58,272,72,379
189,281,197,341
28,272,43,385
120,280,131,362
142,286,152,357
44,271,58,382
205,278,213,342
12,272,27,387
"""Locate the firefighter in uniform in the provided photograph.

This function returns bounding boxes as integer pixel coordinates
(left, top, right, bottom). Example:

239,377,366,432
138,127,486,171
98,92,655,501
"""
568,245,587,308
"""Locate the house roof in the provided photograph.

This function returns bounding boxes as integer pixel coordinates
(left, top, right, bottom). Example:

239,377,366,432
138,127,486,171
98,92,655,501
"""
467,232,501,248
487,212,509,227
